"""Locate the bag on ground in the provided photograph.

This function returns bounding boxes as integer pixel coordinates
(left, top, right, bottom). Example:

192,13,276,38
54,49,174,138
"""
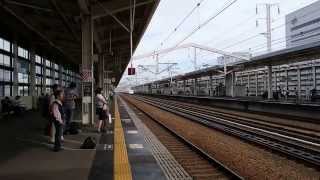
81,136,96,149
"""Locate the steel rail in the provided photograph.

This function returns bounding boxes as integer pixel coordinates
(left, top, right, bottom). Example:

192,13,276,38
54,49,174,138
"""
141,96,320,145
123,95,244,180
132,95,320,167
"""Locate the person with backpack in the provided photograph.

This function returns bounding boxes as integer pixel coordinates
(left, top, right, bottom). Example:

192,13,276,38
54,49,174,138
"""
51,90,65,152
95,88,109,133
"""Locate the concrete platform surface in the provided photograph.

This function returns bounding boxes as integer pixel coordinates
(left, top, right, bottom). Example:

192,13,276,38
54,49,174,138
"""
0,111,99,180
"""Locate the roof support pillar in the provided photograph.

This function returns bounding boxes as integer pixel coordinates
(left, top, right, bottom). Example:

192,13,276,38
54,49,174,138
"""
42,58,46,94
255,72,258,96
312,66,316,89
98,55,104,92
267,65,272,99
297,67,301,100
58,65,63,87
194,78,197,96
225,71,235,97
12,39,18,97
30,47,36,109
81,14,94,125
209,75,213,96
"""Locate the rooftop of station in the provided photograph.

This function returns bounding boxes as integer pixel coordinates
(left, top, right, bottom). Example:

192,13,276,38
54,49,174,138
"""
0,0,159,84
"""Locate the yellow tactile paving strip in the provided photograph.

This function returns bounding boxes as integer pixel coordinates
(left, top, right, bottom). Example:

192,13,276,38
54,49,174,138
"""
114,98,133,180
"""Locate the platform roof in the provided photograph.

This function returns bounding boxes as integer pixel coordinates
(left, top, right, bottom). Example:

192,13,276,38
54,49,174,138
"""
240,41,320,69
0,0,159,83
137,41,320,87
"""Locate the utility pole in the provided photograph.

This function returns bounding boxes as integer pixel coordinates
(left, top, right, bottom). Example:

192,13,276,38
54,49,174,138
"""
266,4,271,52
194,47,197,70
257,3,280,99
256,3,280,52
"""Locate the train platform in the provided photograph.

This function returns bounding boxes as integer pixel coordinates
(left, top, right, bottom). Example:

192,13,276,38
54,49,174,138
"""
0,111,98,180
0,96,192,180
87,96,193,180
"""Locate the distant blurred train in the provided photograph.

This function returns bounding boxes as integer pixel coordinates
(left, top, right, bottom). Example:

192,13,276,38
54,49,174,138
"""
128,89,134,94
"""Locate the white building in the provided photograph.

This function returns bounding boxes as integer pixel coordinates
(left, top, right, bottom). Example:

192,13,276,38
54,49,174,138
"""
217,52,251,66
286,0,320,48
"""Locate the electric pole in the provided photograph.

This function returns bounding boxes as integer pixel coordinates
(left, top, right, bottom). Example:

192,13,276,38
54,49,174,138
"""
194,47,197,70
256,3,280,52
256,3,280,99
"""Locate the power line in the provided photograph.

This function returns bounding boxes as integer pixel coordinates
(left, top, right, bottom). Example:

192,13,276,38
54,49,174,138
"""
204,13,257,45
174,0,238,46
155,0,206,50
239,7,320,53
218,6,320,52
221,34,262,50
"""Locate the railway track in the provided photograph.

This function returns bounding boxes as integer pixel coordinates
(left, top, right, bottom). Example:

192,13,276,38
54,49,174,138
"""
129,94,320,167
139,96,320,146
122,96,244,180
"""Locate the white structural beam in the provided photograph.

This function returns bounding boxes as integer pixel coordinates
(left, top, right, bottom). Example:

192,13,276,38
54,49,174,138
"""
133,43,250,61
92,0,155,19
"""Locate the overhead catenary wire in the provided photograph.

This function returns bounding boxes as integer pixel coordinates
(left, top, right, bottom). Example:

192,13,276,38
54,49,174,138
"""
219,6,320,51
156,0,206,50
204,13,257,45
239,7,320,53
174,0,238,47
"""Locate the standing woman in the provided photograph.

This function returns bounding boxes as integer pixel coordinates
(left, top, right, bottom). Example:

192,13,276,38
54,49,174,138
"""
95,88,108,133
51,90,65,152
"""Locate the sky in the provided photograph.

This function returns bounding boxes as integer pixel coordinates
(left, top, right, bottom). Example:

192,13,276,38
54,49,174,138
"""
118,0,319,88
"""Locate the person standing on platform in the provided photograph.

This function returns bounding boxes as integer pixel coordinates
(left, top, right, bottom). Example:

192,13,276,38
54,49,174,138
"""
49,84,62,143
95,88,109,133
50,90,65,152
63,82,78,134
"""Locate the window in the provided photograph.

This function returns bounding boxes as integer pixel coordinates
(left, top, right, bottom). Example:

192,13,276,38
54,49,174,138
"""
18,86,29,96
3,55,10,67
36,76,42,85
17,60,29,74
4,85,11,96
0,38,10,52
54,71,59,78
18,47,29,59
46,68,51,76
36,65,42,74
45,59,51,67
35,87,42,96
46,78,52,86
18,73,29,83
54,63,59,70
0,54,11,67
36,55,41,64
4,70,11,82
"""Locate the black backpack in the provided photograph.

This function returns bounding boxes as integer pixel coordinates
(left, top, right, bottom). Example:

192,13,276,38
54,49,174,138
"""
81,136,96,149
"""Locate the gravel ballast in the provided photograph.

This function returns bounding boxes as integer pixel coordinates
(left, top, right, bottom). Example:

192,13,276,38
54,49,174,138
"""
123,95,320,180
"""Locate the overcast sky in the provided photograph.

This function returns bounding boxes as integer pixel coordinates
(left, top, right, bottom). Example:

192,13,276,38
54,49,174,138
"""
118,0,319,88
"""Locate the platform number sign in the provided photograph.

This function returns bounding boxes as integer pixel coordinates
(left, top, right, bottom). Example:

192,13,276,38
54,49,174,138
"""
128,67,135,75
